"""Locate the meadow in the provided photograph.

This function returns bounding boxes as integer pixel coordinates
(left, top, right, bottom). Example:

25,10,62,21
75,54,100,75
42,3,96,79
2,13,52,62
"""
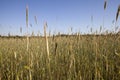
0,33,120,80
0,1,120,80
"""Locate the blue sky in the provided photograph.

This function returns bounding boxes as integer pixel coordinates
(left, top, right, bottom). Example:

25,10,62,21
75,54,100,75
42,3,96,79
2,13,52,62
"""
0,0,120,36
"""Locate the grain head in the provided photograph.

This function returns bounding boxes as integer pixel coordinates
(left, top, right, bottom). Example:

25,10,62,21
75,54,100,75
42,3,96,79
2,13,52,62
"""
116,5,120,21
104,0,107,10
34,16,38,25
26,5,28,27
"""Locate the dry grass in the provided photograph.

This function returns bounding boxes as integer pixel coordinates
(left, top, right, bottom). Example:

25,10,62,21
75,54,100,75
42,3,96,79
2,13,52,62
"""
26,5,29,51
0,33,120,80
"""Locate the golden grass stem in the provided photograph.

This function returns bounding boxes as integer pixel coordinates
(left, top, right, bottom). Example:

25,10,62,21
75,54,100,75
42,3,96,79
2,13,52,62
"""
44,22,51,79
26,5,29,51
26,5,28,28
44,22,50,59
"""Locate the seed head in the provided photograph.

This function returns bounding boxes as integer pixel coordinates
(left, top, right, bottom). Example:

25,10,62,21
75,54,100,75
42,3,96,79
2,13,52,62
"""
26,5,29,27
44,22,48,37
34,16,38,25
116,5,120,21
20,27,22,33
104,0,107,10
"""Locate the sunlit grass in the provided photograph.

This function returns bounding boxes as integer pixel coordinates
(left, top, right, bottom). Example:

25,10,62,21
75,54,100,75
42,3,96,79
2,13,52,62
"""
0,33,120,80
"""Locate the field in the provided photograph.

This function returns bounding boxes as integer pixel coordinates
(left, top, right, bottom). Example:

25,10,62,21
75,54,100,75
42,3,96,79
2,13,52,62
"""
0,34,120,80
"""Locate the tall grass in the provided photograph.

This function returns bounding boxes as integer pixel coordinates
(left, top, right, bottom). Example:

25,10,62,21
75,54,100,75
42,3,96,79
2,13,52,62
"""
26,5,29,51
0,32,120,80
44,22,51,80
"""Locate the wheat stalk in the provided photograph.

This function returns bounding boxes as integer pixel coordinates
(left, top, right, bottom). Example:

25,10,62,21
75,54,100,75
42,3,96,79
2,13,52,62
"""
44,22,52,79
26,5,28,28
114,5,120,33
26,5,32,80
103,0,107,33
26,5,29,51
44,22,50,58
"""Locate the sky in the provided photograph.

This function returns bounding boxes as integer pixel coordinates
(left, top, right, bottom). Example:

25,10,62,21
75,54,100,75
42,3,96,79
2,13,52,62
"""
0,0,120,36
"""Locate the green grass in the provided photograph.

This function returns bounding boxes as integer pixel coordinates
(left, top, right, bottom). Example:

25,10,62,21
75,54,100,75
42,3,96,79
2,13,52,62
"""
0,34,120,80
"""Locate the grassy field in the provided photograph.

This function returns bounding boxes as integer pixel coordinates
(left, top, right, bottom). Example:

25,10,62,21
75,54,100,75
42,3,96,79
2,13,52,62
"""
0,34,120,80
